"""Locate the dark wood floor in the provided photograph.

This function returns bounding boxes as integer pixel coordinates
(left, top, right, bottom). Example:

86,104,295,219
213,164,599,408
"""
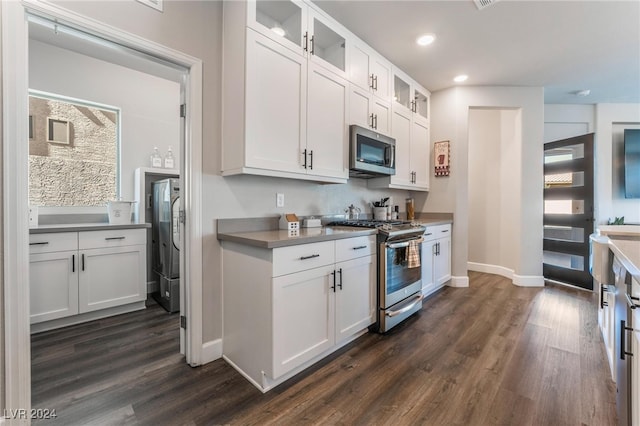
32,271,617,425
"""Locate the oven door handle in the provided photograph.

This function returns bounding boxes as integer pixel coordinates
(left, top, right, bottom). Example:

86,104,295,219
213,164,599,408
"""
385,293,424,317
386,237,424,249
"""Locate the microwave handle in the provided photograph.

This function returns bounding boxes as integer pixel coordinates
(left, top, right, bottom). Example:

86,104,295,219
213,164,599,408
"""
385,145,395,168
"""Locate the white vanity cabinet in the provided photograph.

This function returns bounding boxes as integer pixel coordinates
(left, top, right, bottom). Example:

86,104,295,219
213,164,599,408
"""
421,224,452,297
223,234,376,392
29,228,147,327
223,0,349,183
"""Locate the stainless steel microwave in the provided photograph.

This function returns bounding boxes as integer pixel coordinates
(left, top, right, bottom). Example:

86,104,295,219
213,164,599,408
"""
349,125,396,178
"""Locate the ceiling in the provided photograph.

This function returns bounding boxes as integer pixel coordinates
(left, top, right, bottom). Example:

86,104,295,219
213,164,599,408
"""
314,0,640,104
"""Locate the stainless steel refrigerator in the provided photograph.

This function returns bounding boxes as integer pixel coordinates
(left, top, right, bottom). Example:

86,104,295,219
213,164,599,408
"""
152,178,180,313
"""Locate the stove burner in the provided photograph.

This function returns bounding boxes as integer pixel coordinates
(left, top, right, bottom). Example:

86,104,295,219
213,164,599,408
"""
327,219,425,240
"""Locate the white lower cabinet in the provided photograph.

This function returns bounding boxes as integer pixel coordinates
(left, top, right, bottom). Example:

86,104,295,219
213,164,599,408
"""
632,327,640,425
421,224,452,297
223,235,376,392
29,229,147,326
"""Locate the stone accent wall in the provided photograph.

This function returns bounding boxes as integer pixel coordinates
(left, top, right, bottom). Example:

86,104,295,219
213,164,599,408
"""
29,96,117,207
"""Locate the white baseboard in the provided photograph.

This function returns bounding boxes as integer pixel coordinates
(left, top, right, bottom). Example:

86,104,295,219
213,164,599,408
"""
201,338,223,364
468,262,513,279
449,275,469,287
513,274,545,287
468,262,544,287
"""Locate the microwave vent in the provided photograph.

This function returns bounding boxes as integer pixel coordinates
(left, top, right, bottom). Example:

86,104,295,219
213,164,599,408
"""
473,0,500,10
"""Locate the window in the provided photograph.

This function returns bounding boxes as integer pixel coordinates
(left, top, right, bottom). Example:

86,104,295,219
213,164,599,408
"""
28,91,120,207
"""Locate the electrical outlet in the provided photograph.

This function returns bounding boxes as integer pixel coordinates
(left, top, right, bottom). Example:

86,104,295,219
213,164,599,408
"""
276,193,285,207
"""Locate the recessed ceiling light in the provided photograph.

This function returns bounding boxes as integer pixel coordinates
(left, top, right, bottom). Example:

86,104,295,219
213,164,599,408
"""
416,34,436,46
454,74,468,83
271,26,286,37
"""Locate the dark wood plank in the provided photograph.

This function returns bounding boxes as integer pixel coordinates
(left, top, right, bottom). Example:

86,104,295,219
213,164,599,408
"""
32,272,617,425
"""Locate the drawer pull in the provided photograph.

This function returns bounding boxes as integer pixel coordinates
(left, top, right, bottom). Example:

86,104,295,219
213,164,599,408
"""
352,245,367,250
424,233,433,236
300,254,320,260
105,236,126,241
441,229,449,233
29,242,49,246
72,254,75,273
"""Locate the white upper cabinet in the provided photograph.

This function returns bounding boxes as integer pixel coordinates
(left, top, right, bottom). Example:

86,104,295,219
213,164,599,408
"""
223,0,349,183
369,67,431,191
247,0,347,78
349,84,391,135
393,69,430,126
349,41,392,102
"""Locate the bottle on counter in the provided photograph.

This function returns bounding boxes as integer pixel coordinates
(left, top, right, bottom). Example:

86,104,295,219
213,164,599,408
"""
164,146,175,169
150,146,162,168
392,205,399,220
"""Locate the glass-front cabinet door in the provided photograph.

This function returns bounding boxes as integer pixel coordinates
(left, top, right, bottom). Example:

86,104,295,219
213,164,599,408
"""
413,88,429,124
394,74,411,112
308,9,347,77
247,0,306,55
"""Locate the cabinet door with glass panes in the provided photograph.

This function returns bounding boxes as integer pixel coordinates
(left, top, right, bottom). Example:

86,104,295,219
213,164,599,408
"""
393,68,430,126
247,0,348,79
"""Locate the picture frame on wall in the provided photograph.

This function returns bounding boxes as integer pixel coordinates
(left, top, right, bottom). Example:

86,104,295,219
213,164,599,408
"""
434,140,450,177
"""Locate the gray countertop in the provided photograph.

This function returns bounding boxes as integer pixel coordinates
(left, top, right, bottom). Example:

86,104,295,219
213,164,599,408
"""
30,222,151,234
609,237,640,281
217,217,452,249
218,227,377,249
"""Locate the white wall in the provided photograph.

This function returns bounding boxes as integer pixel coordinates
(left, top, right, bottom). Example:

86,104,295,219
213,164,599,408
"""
468,108,520,276
544,103,640,225
422,86,544,287
29,39,181,205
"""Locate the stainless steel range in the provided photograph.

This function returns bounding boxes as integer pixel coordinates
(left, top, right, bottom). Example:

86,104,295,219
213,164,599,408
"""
328,219,426,332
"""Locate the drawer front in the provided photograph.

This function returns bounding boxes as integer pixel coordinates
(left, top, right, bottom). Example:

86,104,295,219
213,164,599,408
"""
335,235,376,262
29,232,77,254
273,241,335,277
423,224,451,241
79,228,146,250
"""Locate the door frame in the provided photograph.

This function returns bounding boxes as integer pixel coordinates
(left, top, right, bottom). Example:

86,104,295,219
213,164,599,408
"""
2,0,204,414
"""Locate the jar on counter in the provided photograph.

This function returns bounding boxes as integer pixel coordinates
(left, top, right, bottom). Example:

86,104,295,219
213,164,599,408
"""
406,198,415,220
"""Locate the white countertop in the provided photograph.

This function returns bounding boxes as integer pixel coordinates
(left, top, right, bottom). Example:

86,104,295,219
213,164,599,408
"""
608,237,640,282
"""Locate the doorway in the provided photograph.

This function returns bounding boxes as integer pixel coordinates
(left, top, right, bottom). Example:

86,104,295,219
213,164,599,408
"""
543,133,595,290
2,1,204,413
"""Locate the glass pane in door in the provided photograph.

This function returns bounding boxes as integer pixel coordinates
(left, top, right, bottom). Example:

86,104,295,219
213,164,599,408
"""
311,18,345,72
544,225,585,243
544,199,584,215
414,89,428,120
544,143,585,163
255,0,302,48
394,76,410,109
544,171,585,188
543,251,585,271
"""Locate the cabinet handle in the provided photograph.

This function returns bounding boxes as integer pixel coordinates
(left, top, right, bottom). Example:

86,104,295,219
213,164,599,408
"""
441,229,449,233
105,236,125,241
436,242,440,256
303,32,308,52
373,114,378,129
29,241,49,246
310,35,315,55
337,268,343,290
373,75,378,91
621,320,634,359
369,113,375,128
626,293,640,310
369,74,375,90
425,233,433,236
299,254,320,260
303,148,308,169
352,245,367,250
309,150,313,170
72,254,75,273
82,253,85,271
331,270,336,292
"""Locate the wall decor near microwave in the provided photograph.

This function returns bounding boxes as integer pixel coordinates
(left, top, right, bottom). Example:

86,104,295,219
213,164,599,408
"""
434,140,450,177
